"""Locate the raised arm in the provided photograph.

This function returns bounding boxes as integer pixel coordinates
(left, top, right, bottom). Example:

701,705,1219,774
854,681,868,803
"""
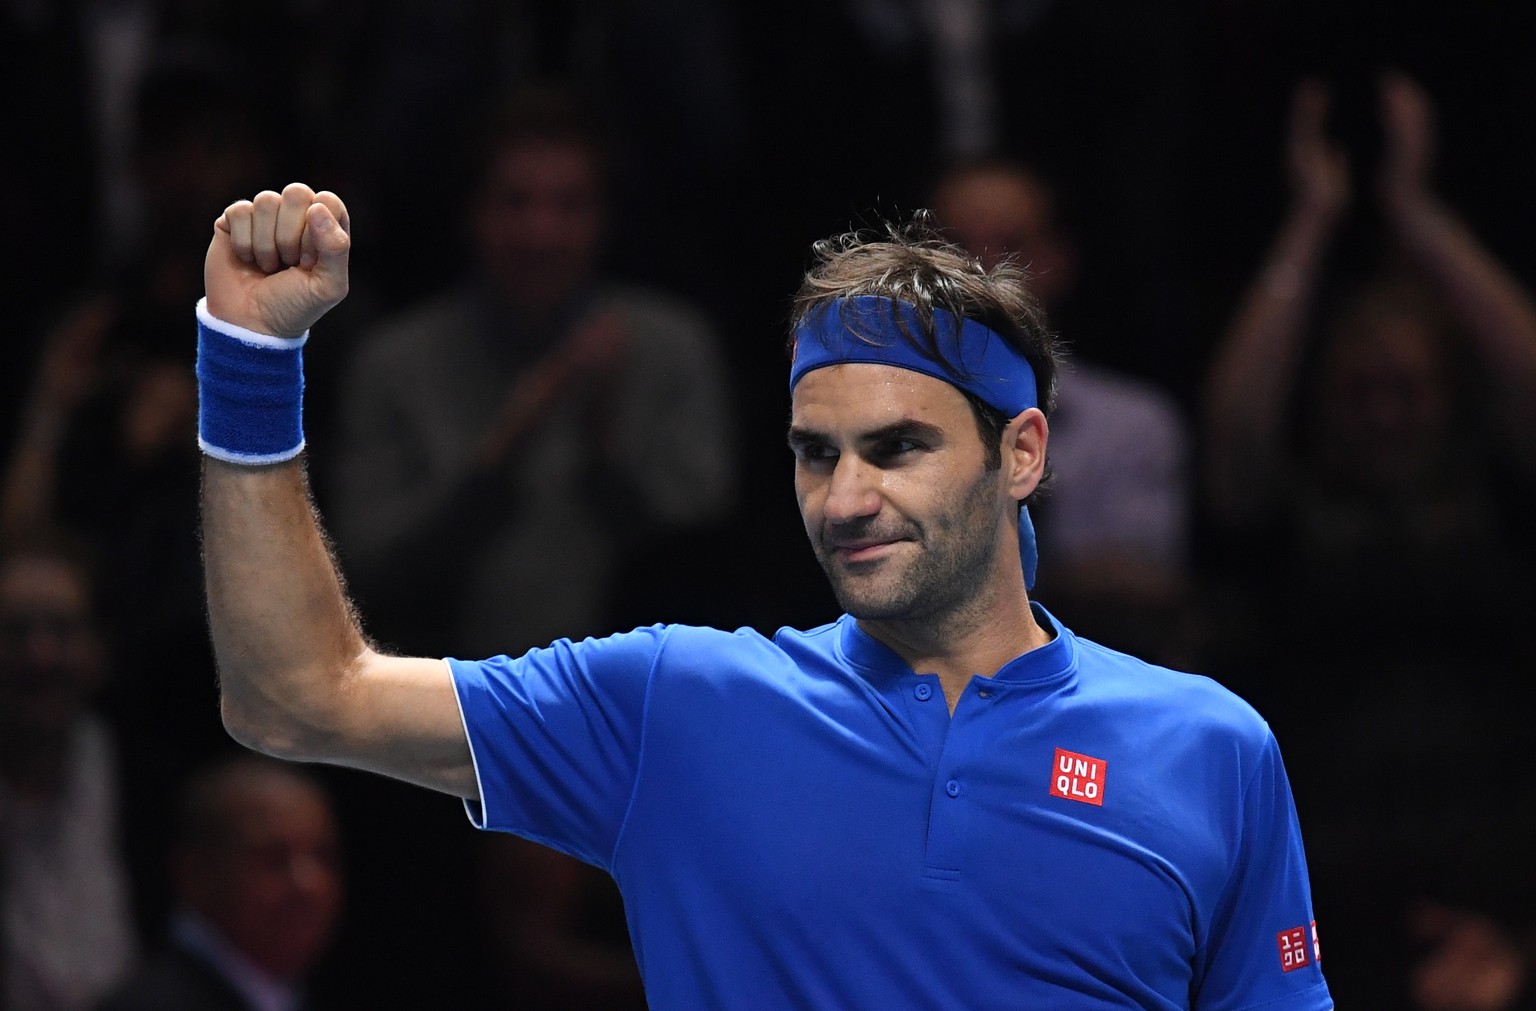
200,183,475,798
0,295,113,538
1376,72,1536,469
1203,80,1349,529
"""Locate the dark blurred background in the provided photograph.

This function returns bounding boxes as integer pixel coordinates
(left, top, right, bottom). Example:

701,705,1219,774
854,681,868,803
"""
3,1,1535,1008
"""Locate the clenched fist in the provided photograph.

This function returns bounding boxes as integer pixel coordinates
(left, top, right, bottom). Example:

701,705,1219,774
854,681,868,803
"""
205,183,351,337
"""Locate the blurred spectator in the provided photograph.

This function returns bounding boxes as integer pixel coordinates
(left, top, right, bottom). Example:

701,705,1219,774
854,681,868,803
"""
0,10,308,450
1406,904,1535,1011
325,85,736,1006
1,59,290,949
931,157,1196,665
96,754,344,1011
326,83,737,659
71,2,308,271
1,59,277,746
735,0,1200,395
1,532,138,1010
1202,73,1536,1010
0,0,96,402
319,0,747,317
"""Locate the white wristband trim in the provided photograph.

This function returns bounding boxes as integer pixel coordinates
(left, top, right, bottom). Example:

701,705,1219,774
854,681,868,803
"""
196,297,309,350
198,436,307,466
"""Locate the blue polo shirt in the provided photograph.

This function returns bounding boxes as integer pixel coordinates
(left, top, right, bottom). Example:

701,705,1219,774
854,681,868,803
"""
449,606,1332,1010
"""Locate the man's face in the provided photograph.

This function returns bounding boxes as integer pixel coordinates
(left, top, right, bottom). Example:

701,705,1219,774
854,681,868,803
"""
932,168,1073,308
472,139,604,318
184,778,344,979
1316,313,1449,492
789,364,1022,624
0,555,103,740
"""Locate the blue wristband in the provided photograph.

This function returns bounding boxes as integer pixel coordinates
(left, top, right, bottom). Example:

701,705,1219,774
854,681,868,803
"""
194,297,308,464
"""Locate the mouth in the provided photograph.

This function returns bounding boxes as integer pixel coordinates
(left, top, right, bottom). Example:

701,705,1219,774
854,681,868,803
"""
829,538,905,564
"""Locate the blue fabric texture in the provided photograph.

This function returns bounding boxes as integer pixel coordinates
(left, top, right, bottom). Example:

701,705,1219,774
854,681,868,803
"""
450,607,1333,1011
195,302,307,464
788,296,1038,413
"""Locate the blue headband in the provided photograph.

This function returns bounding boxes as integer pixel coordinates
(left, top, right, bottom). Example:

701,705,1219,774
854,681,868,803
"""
789,295,1041,588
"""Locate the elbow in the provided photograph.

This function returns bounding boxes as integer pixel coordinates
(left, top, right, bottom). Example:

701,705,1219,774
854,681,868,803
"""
220,710,275,756
216,664,353,762
219,695,312,760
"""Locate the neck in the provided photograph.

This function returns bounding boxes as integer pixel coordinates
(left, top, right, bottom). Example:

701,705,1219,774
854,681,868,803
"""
859,584,1049,712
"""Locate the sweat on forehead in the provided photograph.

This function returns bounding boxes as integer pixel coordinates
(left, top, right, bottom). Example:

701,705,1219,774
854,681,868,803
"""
788,296,1038,417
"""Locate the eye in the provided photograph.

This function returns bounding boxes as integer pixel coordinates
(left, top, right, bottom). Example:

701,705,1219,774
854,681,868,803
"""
788,438,836,464
871,436,924,463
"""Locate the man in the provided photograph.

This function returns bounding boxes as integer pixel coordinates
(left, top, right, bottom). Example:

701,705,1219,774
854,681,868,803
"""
196,183,1332,1009
1,534,138,1011
96,755,343,1011
1202,74,1536,1010
325,86,736,659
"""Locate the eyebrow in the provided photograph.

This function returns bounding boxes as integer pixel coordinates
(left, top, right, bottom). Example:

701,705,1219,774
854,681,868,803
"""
786,419,945,450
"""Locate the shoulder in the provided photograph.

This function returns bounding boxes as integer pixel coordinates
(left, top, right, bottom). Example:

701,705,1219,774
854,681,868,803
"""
558,621,841,689
594,284,718,345
1058,361,1188,434
650,623,797,678
1071,633,1273,751
452,623,781,687
450,624,807,753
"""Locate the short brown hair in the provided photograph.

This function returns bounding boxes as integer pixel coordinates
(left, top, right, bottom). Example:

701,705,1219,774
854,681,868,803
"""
789,212,1062,480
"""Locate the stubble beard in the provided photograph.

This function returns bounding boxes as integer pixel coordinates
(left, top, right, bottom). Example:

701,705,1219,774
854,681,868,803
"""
815,471,1003,625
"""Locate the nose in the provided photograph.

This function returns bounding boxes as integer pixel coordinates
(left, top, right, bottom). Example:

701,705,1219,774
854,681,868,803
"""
822,454,882,525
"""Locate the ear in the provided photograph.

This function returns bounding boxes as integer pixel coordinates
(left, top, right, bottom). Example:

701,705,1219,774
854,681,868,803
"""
1004,408,1048,501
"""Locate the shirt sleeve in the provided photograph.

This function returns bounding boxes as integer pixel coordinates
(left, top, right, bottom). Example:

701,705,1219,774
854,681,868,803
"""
1194,730,1334,1011
447,625,667,869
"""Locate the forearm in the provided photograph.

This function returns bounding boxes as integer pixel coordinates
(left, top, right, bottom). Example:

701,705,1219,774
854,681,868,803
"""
201,455,372,757
1391,196,1536,398
193,185,475,795
1203,204,1334,524
0,410,65,538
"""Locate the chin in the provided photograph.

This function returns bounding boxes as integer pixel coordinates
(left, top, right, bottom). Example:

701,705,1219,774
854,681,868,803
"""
831,582,919,622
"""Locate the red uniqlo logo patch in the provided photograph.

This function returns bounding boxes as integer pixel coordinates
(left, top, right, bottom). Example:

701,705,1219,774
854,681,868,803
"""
1049,748,1106,806
1277,926,1310,972
1311,920,1322,963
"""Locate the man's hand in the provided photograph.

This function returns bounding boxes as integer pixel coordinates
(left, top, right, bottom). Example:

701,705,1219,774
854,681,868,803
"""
205,183,351,337
29,293,115,417
1378,71,1438,218
1409,903,1528,1011
474,311,630,469
1285,79,1350,222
